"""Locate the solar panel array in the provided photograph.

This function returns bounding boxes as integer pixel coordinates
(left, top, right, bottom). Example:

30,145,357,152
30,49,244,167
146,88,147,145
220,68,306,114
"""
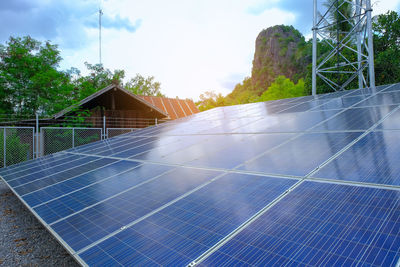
1,83,400,266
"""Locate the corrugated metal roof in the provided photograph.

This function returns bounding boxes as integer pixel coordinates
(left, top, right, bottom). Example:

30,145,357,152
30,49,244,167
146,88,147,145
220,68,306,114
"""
137,96,199,119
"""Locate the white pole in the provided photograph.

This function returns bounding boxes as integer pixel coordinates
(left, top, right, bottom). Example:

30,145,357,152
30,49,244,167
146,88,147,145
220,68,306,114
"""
3,128,6,168
366,0,375,89
72,128,75,148
36,113,39,158
312,0,318,96
103,115,106,139
356,0,363,89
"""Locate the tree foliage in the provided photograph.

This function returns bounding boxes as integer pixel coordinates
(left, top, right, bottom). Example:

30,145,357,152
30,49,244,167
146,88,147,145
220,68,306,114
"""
125,74,164,96
197,76,306,111
225,78,259,105
259,76,306,101
197,91,226,111
0,36,74,115
373,11,400,85
324,0,353,39
0,36,165,117
71,62,126,100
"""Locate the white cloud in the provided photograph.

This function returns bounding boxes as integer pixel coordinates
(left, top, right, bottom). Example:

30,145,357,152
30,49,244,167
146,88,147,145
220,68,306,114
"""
60,0,296,100
372,0,400,15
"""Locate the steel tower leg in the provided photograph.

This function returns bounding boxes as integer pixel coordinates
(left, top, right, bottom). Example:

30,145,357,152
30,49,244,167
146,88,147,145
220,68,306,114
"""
312,0,318,96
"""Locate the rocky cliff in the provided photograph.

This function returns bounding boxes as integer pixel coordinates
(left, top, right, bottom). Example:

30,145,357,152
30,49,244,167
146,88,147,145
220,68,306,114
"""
226,25,311,102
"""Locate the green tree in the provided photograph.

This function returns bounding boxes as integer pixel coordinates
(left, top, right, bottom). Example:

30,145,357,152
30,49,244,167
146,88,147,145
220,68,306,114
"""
72,62,126,100
373,11,400,85
259,76,306,101
324,0,353,39
0,36,75,116
124,74,164,96
225,77,259,105
196,91,226,111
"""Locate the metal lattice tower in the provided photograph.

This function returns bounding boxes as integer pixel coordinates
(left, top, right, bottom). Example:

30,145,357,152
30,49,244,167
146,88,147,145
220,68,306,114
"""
312,0,375,95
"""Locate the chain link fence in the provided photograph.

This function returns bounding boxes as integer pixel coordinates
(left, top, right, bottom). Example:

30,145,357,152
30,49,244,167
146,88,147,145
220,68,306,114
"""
0,127,35,168
0,116,169,167
41,127,102,156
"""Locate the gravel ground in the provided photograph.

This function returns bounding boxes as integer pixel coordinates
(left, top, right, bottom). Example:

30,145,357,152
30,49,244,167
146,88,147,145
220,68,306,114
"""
0,180,79,267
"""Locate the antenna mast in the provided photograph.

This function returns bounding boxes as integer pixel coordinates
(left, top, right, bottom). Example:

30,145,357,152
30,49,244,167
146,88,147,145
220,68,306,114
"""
99,8,103,65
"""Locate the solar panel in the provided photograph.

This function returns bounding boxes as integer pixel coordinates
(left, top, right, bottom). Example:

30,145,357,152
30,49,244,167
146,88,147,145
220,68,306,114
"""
311,131,400,185
79,174,297,266
312,105,397,131
199,181,400,266
1,82,400,266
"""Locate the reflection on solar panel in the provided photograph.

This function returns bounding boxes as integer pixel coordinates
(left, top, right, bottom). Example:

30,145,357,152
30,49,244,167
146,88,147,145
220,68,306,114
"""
1,83,400,266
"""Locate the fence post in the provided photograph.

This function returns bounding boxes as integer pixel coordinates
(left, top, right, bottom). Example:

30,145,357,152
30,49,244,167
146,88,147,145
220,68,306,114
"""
36,113,39,159
72,128,75,148
3,128,6,168
103,116,106,139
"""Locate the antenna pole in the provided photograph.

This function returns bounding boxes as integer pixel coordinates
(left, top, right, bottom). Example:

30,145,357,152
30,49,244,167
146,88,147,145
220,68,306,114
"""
99,8,103,65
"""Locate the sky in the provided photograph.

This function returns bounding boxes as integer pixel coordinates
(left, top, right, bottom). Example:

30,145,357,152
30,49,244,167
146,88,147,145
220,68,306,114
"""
0,0,399,100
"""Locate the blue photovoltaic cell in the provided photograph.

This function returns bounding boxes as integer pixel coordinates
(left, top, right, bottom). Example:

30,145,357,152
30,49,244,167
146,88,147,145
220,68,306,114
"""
382,83,400,93
0,152,67,174
68,135,147,154
13,157,116,196
132,134,291,167
33,163,172,224
312,131,400,185
316,90,354,99
281,95,315,105
131,135,241,164
195,117,265,135
231,110,339,133
200,181,400,267
7,155,103,188
264,103,299,114
310,95,369,111
278,98,334,113
0,153,83,181
312,105,396,131
185,134,295,169
344,84,389,97
129,135,211,161
87,136,158,156
78,173,297,266
355,90,400,107
49,167,221,251
22,160,141,207
118,136,208,160
376,107,400,129
238,132,362,177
